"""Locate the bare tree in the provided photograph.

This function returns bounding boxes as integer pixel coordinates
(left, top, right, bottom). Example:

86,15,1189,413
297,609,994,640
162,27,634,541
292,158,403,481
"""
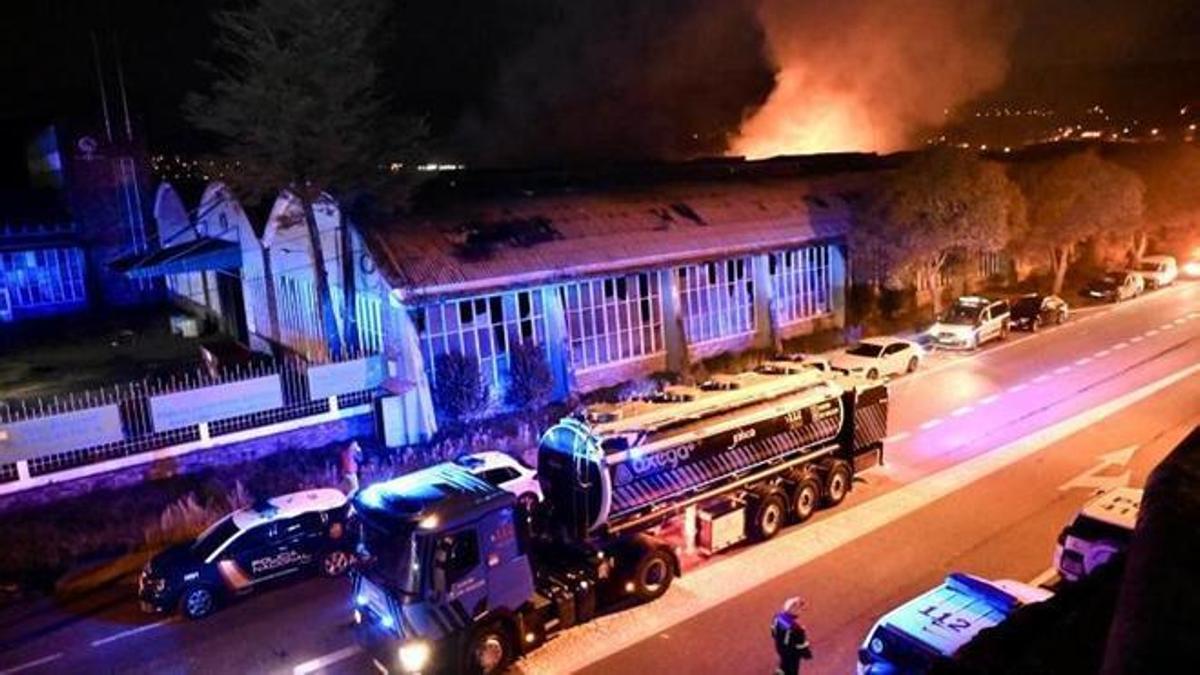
187,0,425,360
854,149,1018,314
1110,143,1200,263
1013,151,1144,294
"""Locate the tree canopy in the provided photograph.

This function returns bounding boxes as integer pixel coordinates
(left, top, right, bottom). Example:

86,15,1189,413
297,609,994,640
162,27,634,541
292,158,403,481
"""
1110,143,1200,259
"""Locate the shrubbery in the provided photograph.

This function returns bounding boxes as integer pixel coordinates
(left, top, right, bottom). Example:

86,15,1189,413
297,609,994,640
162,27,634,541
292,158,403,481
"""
432,351,490,423
505,341,554,410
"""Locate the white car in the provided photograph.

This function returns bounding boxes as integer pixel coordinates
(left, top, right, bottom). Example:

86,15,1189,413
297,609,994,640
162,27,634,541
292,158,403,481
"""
829,337,923,380
857,573,1053,674
926,296,1011,350
1131,254,1177,289
1054,487,1140,582
454,451,542,509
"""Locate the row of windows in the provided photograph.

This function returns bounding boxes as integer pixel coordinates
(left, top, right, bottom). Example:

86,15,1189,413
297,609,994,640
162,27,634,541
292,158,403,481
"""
0,247,87,311
677,257,757,344
561,272,665,371
769,246,833,325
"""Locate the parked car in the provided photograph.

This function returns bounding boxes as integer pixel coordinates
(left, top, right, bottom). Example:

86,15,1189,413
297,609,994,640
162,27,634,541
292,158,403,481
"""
1054,487,1141,582
925,296,1010,350
857,573,1053,674
829,337,923,379
1009,293,1069,332
1082,272,1143,302
1130,254,1177,290
139,488,353,619
454,451,542,509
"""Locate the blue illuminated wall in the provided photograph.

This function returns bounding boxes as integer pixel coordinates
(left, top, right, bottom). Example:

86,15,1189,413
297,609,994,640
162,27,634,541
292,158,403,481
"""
0,246,88,321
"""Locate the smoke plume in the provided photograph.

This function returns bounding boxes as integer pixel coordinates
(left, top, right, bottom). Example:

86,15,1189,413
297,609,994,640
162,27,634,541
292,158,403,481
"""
731,0,1018,158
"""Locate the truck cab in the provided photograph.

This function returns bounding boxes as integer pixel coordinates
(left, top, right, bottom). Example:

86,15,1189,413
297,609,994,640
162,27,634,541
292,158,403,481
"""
351,464,534,674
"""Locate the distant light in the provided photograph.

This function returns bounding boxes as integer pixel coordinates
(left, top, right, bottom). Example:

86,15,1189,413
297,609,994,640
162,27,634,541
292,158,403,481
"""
1151,128,1160,136
1003,146,1011,153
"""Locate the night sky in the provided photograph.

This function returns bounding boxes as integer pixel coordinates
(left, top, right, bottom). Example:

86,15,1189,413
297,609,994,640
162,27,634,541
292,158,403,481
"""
2,0,1200,171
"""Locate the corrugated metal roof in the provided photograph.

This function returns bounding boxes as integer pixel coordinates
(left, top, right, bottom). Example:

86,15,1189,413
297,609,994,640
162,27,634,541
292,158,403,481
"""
365,173,868,301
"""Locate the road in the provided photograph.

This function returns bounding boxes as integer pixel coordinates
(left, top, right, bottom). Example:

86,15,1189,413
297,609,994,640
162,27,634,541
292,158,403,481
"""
1,283,1198,675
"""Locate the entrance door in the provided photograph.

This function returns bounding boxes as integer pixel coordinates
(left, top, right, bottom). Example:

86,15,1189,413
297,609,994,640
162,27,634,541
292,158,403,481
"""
216,272,249,343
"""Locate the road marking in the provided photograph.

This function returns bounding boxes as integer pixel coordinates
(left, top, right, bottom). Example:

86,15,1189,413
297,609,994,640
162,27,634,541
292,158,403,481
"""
1146,329,1159,337
1008,383,1028,393
1161,323,1174,330
1175,317,1187,325
1094,349,1111,358
293,645,363,675
951,406,973,417
519,362,1200,675
1053,367,1071,375
1032,374,1051,383
1028,567,1059,588
979,394,1001,405
0,654,63,675
1074,358,1092,366
89,619,178,647
883,431,911,444
919,418,943,430
1130,336,1143,344
1059,445,1139,492
1113,342,1128,351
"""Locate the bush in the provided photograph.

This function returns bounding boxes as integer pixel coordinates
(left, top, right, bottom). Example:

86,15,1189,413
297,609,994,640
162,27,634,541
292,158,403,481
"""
432,351,490,423
505,340,554,410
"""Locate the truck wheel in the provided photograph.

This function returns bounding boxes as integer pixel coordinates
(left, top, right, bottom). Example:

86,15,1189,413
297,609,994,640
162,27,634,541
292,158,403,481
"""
320,550,352,577
466,622,513,675
823,462,852,507
791,481,820,523
631,547,675,602
750,492,787,541
180,585,216,620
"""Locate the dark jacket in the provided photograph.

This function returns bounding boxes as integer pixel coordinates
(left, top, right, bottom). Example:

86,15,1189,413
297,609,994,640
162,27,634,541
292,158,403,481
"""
772,612,813,673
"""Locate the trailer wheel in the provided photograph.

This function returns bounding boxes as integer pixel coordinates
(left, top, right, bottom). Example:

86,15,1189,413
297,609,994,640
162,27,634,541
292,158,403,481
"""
466,621,514,675
750,492,787,541
631,547,675,602
823,462,852,507
790,480,820,523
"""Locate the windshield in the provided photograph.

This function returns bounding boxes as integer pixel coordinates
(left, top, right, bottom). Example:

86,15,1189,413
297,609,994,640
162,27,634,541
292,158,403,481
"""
939,305,980,325
192,515,240,560
360,519,423,595
846,343,884,358
1012,297,1040,314
1093,276,1119,288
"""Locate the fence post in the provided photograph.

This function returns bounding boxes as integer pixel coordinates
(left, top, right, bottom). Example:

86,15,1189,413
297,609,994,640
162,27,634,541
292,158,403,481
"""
198,422,211,446
16,460,30,483
329,395,340,414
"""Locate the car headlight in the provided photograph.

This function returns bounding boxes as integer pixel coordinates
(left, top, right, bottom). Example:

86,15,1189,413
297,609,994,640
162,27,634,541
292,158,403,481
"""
399,640,431,673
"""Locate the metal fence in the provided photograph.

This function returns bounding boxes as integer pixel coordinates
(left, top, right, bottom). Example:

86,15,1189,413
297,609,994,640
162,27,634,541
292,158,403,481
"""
0,352,385,489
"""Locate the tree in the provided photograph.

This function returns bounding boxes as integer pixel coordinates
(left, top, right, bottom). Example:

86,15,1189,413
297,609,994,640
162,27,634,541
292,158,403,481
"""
505,341,554,411
853,149,1018,314
1013,151,1144,295
188,0,425,360
432,352,490,423
1110,144,1200,262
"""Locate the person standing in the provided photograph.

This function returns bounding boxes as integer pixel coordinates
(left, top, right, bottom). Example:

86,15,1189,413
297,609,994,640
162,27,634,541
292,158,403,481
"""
772,596,813,675
339,441,363,496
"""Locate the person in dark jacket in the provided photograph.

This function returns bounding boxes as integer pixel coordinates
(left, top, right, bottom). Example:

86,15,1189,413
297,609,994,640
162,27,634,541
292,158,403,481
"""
772,596,813,675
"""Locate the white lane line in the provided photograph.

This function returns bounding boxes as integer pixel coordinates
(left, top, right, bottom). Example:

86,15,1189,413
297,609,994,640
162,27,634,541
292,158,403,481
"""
89,618,178,647
1053,366,1071,375
1032,374,1051,383
979,394,1001,405
1028,567,1059,588
919,418,944,431
883,431,911,444
1175,317,1187,325
1130,336,1143,344
1161,323,1175,330
1074,357,1092,367
1146,329,1159,337
951,406,973,417
0,654,63,675
519,361,1200,675
293,645,363,675
1008,383,1029,393
1095,349,1111,358
1112,342,1129,351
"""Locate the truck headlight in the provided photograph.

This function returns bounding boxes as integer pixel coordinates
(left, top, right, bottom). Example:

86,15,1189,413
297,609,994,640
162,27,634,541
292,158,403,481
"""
398,640,431,673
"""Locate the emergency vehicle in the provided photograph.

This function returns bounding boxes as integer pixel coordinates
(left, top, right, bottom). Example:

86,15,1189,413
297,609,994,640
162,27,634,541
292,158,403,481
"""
350,363,889,674
857,573,1053,674
139,488,354,619
1054,487,1141,582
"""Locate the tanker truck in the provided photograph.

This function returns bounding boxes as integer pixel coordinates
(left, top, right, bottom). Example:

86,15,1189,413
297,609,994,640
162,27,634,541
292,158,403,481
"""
350,361,889,674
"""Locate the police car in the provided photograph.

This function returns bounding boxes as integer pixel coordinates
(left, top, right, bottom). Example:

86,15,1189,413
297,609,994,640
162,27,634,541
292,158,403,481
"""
1054,487,1141,582
453,451,542,510
139,488,353,619
857,573,1053,674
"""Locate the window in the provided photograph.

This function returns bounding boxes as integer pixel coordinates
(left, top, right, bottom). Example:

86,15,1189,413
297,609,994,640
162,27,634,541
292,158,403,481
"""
561,272,665,371
415,289,548,397
480,467,521,485
769,244,834,326
678,256,755,344
436,530,480,585
883,343,907,356
0,247,87,313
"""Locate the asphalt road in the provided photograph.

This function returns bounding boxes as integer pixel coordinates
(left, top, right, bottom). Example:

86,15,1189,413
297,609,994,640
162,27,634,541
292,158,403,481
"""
1,283,1198,675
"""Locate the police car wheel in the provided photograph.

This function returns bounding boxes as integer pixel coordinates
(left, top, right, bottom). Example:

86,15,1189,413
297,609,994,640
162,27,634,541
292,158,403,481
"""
181,585,216,620
321,550,352,577
467,623,513,675
823,463,851,507
517,492,539,513
791,481,819,523
906,357,918,374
